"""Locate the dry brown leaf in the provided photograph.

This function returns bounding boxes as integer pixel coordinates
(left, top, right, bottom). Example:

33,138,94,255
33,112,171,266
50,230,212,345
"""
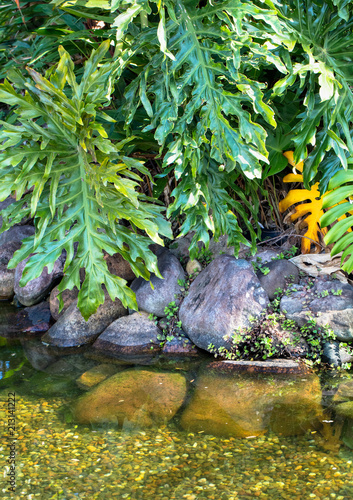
289,253,347,282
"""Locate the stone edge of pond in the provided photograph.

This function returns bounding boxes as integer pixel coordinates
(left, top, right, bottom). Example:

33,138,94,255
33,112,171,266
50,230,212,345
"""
207,358,312,374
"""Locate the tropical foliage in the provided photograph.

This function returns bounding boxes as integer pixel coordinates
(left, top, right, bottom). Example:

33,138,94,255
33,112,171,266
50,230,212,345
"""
1,0,353,318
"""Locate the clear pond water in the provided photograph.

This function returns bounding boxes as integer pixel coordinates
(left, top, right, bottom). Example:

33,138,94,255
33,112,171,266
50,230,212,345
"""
1,340,353,500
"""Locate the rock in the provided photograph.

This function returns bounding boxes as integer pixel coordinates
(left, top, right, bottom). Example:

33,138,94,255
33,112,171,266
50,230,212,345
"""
14,253,65,306
104,252,136,281
249,249,280,263
76,364,121,390
180,371,323,438
21,338,58,371
0,241,22,299
322,341,341,367
41,292,127,348
91,311,162,363
44,355,96,377
206,358,312,375
335,401,353,419
333,380,353,402
186,259,202,275
0,225,35,246
179,255,269,351
49,286,79,321
340,347,353,364
168,232,198,260
280,278,353,342
73,369,187,426
256,259,299,300
0,301,52,337
162,336,199,357
130,249,185,317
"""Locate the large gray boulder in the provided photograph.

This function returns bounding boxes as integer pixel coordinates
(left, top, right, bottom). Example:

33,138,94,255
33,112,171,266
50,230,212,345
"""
179,255,269,351
14,253,65,306
130,249,185,317
42,292,127,348
280,278,353,342
92,311,162,364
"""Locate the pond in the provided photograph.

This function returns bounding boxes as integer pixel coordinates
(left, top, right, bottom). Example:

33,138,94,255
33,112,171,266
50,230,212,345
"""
1,338,353,500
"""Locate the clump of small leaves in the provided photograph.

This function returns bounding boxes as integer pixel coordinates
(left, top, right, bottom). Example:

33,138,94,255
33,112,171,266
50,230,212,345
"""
251,257,270,275
195,247,213,267
271,245,298,261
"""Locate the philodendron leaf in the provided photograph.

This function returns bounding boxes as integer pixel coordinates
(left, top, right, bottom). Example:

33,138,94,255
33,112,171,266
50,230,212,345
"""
280,151,353,255
279,151,327,253
0,41,171,320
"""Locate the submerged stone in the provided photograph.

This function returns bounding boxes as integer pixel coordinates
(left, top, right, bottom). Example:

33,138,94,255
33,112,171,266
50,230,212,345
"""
73,369,187,426
76,363,121,390
335,401,353,419
180,371,323,438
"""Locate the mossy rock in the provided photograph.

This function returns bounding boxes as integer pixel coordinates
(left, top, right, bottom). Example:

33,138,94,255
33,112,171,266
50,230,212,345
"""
335,401,353,419
180,371,323,438
73,369,187,426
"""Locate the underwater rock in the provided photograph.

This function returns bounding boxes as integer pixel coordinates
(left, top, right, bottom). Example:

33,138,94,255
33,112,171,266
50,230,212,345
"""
0,241,22,299
180,371,323,438
256,259,299,300
333,380,353,402
49,285,79,321
0,301,52,337
335,401,353,419
42,292,127,348
44,354,96,377
92,311,162,363
21,338,58,371
76,363,121,390
73,369,187,426
179,256,269,352
130,249,185,317
280,278,353,342
206,358,311,375
14,252,65,307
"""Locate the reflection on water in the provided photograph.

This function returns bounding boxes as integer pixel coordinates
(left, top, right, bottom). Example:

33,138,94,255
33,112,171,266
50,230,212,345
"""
0,340,353,500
